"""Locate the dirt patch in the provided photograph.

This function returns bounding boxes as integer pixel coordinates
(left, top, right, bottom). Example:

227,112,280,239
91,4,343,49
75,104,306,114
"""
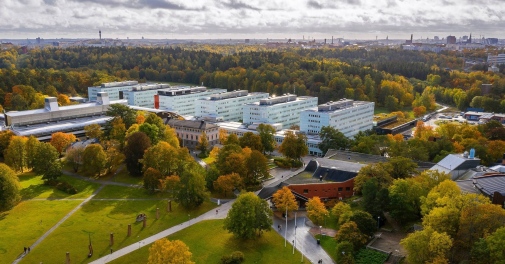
369,230,407,256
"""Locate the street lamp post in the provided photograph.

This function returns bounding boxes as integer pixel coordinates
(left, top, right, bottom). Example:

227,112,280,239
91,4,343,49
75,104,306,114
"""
284,207,287,247
377,216,381,230
319,226,322,236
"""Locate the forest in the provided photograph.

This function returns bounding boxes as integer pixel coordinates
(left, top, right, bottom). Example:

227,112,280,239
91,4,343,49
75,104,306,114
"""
1,45,505,113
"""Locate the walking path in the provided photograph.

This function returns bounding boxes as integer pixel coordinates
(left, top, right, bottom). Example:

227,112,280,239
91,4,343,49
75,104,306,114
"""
13,185,105,264
89,200,235,264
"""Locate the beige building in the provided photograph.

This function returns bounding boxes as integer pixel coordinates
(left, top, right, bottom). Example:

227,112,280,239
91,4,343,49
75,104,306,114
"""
166,120,219,150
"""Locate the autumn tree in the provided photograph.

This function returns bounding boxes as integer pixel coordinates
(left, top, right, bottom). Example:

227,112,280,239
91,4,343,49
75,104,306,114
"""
272,186,299,214
243,150,269,189
50,132,76,157
0,164,21,211
33,142,61,181
218,128,228,144
109,117,127,144
57,94,71,106
335,221,368,249
335,241,355,264
82,144,107,177
278,131,308,161
400,227,452,264
143,168,163,193
0,130,15,158
388,178,423,223
306,197,328,225
160,175,180,198
257,123,276,154
65,145,85,172
101,140,125,175
84,123,103,139
124,132,151,176
196,131,210,158
239,132,263,152
331,202,352,224
24,136,40,170
353,163,393,194
148,238,194,264
142,142,190,176
106,103,137,129
224,192,273,239
162,125,179,148
387,156,417,179
318,126,351,155
213,173,242,197
4,136,28,172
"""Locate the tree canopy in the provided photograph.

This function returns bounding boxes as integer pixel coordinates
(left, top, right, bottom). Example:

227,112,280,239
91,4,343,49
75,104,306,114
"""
224,192,273,239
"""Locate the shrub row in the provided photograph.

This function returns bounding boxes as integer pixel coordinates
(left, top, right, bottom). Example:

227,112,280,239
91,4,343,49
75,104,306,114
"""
273,157,302,169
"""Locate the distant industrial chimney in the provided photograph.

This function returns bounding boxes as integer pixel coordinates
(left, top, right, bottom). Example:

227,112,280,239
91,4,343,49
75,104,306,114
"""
331,36,334,44
97,92,110,105
44,97,59,112
99,30,101,40
411,34,413,43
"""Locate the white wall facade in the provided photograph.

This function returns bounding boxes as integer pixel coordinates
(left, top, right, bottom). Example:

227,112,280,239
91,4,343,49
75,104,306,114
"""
156,88,226,116
87,81,138,101
243,95,318,129
300,100,375,138
196,91,269,122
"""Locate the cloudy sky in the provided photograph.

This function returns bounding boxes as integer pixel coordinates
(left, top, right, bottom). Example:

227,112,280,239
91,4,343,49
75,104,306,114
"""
1,0,503,40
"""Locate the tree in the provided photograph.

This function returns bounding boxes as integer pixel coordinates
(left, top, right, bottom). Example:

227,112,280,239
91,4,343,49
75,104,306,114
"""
420,180,462,216
0,130,15,158
196,131,210,158
102,140,125,175
353,163,393,194
360,177,389,217
239,132,263,152
148,238,195,264
108,117,127,144
50,132,76,157
139,123,160,145
33,142,61,181
225,133,240,146
0,164,21,211
82,144,107,176
387,156,417,179
143,168,163,193
218,128,228,144
485,226,505,263
161,125,179,148
400,227,453,264
335,221,368,249
57,94,71,106
243,150,269,189
306,197,328,225
224,192,273,239
143,142,188,176
213,173,242,197
336,241,355,264
257,124,276,154
278,131,308,161
318,126,350,155
331,202,352,224
84,123,103,139
65,145,85,172
272,186,299,213
349,210,377,237
4,136,27,172
174,163,208,208
160,175,180,198
25,136,40,170
124,132,151,176
388,178,423,223
106,103,137,129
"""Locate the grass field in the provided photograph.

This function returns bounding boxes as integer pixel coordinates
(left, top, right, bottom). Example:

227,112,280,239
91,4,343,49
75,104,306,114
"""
21,200,216,264
19,172,101,200
0,200,82,263
315,234,338,262
97,169,144,186
110,219,311,264
93,185,173,199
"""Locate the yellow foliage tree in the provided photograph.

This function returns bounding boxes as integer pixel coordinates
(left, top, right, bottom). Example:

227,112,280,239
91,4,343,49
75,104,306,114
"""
50,132,77,157
148,238,194,264
306,196,328,225
272,186,298,213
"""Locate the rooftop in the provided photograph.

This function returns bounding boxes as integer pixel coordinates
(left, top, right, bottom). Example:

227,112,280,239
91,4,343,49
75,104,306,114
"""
5,100,127,117
246,94,315,107
157,86,215,96
303,99,373,113
473,174,505,196
166,119,218,130
11,115,111,137
286,158,364,184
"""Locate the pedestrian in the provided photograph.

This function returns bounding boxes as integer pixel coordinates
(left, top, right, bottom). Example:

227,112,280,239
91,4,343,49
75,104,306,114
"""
216,209,218,214
24,247,26,254
110,248,113,254
28,247,30,253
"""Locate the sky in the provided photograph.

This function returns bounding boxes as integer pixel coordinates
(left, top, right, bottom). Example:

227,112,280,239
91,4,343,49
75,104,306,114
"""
0,0,504,40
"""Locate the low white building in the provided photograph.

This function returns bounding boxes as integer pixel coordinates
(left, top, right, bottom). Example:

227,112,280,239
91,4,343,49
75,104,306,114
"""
300,99,375,137
122,83,171,108
243,94,318,129
154,86,226,116
88,81,139,101
195,90,269,122
487,54,505,65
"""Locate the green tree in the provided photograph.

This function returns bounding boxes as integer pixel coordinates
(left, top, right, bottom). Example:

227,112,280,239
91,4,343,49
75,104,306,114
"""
0,164,21,211
124,132,151,176
360,177,389,217
278,131,308,161
257,124,276,154
24,136,40,170
143,167,163,193
387,156,417,179
4,136,27,172
306,196,328,225
106,103,137,129
139,123,160,145
485,226,505,264
400,227,452,264
65,145,85,172
331,202,352,224
174,163,208,209
33,143,61,181
225,133,240,146
239,132,263,152
0,130,15,158
142,141,186,176
335,221,368,249
196,131,210,158
349,210,377,237
318,126,350,155
388,178,423,223
353,163,393,194
336,242,355,264
243,150,269,189
82,144,107,176
224,192,273,239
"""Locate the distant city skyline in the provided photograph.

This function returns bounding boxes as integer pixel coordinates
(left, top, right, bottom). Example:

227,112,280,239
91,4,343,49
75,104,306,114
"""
1,0,503,40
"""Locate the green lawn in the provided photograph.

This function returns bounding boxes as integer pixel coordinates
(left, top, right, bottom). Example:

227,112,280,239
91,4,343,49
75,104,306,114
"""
19,172,101,199
315,234,338,262
93,185,173,199
110,219,311,264
21,200,216,264
0,200,82,263
97,169,144,186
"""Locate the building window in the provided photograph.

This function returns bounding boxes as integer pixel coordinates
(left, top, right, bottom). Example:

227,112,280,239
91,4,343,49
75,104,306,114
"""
303,189,309,194
338,187,343,191
345,187,350,191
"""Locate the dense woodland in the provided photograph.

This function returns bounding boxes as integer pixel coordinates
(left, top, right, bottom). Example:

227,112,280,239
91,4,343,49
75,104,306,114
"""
1,46,505,113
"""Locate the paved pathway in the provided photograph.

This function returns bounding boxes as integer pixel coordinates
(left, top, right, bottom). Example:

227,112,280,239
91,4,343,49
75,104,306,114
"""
13,185,105,264
89,200,235,264
273,214,335,264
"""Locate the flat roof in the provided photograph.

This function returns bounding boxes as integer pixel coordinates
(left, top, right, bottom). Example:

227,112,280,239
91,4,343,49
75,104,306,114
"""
11,115,111,136
5,100,127,117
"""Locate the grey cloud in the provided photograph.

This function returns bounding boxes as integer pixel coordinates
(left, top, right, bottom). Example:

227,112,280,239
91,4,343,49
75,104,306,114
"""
69,0,202,10
222,0,261,11
307,0,325,9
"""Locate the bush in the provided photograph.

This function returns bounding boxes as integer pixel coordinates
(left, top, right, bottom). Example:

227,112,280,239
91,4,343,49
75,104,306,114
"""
55,181,78,194
221,251,244,264
355,249,388,264
273,157,303,169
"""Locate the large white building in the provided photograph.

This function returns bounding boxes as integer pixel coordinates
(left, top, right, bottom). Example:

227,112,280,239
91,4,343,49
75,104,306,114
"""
88,81,139,101
243,94,318,129
154,86,227,116
300,99,375,137
195,90,269,122
122,83,171,108
488,54,505,65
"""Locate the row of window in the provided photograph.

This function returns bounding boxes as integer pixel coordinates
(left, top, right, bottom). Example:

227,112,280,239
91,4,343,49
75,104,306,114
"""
302,187,351,193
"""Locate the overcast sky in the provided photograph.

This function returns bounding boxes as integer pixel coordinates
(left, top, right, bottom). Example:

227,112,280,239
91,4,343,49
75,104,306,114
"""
1,0,503,40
